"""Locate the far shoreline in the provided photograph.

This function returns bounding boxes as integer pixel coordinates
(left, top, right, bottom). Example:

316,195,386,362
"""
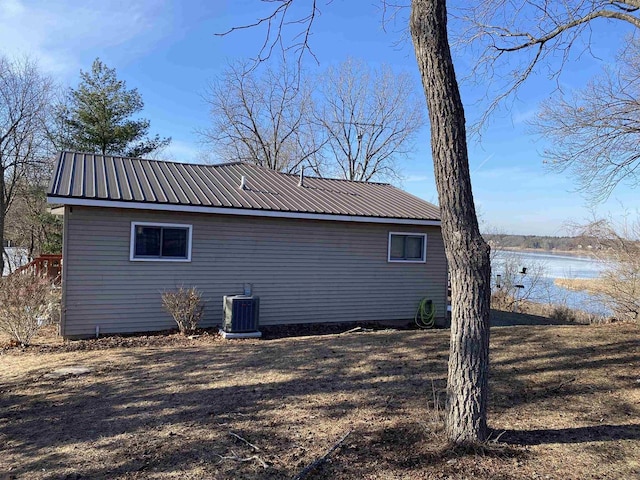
494,246,598,259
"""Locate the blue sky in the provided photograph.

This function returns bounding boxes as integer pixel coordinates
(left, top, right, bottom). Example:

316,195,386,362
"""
1,0,637,235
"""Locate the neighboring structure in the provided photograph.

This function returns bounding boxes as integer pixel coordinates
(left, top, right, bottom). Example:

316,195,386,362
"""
47,151,447,338
1,247,29,277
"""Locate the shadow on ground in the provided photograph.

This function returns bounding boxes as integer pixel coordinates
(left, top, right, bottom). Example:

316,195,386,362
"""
501,424,640,445
1,323,638,479
490,309,574,327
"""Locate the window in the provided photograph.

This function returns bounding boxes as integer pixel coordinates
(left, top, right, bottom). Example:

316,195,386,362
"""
130,222,192,262
388,232,427,263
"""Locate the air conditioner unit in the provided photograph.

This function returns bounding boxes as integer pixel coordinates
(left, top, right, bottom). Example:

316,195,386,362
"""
221,295,261,338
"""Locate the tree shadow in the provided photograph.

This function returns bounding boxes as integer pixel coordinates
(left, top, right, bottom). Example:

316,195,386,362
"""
311,422,527,479
500,424,640,445
0,330,450,479
490,309,574,327
2,325,638,479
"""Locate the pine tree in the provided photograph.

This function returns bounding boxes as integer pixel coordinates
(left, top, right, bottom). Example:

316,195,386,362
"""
62,58,170,158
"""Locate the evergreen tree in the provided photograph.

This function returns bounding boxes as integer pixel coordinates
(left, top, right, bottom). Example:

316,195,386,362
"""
61,58,170,158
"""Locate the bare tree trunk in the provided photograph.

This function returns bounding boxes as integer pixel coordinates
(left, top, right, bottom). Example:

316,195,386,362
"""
0,165,5,275
410,0,492,443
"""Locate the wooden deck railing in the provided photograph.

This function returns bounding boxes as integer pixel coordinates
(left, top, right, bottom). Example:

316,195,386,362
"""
12,254,63,284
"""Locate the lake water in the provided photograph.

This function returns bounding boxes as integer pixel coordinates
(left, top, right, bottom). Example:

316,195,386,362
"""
492,250,609,315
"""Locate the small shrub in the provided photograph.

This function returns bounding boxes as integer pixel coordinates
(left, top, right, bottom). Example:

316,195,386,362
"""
161,286,205,334
522,300,608,324
550,305,577,323
491,290,515,311
0,274,57,346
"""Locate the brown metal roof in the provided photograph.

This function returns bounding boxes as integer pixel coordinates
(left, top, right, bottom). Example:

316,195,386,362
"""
47,152,440,221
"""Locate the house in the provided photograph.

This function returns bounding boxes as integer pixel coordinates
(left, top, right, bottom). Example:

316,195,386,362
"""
1,246,29,276
47,151,447,338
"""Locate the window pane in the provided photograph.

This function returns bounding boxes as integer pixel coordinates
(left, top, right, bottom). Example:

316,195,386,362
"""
135,226,161,257
390,235,405,259
405,236,424,260
161,228,188,258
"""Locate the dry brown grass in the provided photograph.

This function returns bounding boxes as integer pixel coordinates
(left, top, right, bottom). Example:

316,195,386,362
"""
1,322,639,479
555,277,607,294
510,299,608,325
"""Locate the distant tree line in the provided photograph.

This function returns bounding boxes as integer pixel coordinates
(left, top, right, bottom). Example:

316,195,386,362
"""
484,233,600,252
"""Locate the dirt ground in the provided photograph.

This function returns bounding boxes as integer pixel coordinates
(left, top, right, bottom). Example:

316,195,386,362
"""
1,321,639,479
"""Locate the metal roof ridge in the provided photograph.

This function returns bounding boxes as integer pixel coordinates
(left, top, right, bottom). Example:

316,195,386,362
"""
278,170,391,186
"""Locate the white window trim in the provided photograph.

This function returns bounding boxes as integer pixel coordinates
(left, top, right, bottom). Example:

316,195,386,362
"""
387,232,427,263
130,221,193,262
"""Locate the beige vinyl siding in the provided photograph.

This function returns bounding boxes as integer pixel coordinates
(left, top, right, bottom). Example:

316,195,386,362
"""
61,206,447,337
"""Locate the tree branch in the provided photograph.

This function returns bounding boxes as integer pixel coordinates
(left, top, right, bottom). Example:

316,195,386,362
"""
215,0,321,73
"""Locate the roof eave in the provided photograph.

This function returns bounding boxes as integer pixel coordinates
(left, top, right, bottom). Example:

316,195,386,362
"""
46,196,442,226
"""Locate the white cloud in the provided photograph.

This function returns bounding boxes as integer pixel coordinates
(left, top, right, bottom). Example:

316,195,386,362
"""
0,0,172,76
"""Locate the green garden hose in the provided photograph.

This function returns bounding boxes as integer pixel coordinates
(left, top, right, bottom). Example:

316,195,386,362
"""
415,298,436,329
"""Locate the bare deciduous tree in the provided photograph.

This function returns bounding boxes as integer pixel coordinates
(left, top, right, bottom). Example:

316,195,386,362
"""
5,172,62,259
411,0,491,443
315,58,424,181
456,1,640,124
491,250,547,312
201,62,324,174
534,39,640,203
0,56,52,275
44,88,76,155
203,57,423,181
579,216,640,321
219,0,491,443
